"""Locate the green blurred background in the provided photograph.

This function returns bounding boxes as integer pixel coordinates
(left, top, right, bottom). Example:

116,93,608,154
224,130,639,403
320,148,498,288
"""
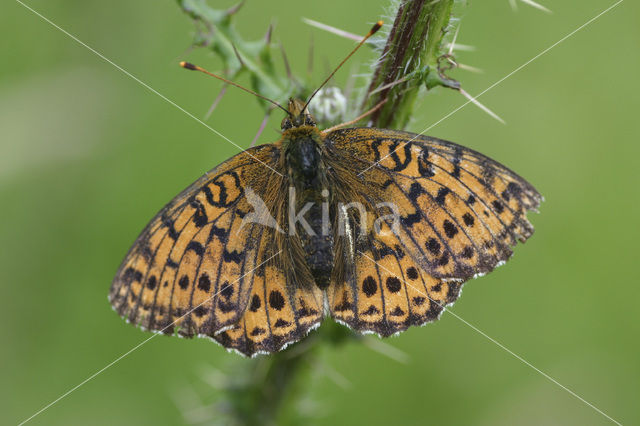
2,0,638,424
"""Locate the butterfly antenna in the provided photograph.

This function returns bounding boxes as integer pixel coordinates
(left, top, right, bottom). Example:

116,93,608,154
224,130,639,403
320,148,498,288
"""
303,21,383,112
180,61,291,116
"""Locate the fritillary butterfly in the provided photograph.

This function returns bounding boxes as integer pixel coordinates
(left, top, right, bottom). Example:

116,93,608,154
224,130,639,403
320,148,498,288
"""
109,23,541,356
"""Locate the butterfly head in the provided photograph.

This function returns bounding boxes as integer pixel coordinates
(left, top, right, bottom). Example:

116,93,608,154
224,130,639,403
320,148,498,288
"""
281,98,317,131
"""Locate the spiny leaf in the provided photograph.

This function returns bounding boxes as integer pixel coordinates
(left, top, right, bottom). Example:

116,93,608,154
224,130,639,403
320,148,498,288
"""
176,0,306,112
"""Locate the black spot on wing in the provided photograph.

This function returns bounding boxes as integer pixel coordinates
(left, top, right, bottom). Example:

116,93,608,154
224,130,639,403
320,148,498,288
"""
209,225,227,240
161,215,179,240
146,276,157,290
401,212,421,227
220,282,233,299
413,296,426,306
362,276,378,297
386,277,402,293
123,267,143,284
249,294,261,312
461,246,474,259
426,238,441,255
217,299,236,313
408,182,426,201
274,319,291,328
435,187,450,205
378,244,399,259
251,327,266,336
189,197,208,228
390,306,405,316
186,241,205,256
406,267,419,280
222,249,243,264
179,275,189,290
197,274,211,292
389,142,412,171
362,305,380,315
334,290,353,312
462,213,475,227
268,290,285,310
451,147,462,178
194,306,207,317
443,220,458,239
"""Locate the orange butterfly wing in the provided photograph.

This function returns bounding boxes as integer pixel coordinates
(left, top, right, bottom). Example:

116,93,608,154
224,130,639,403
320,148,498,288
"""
109,144,323,356
111,126,541,351
325,128,541,336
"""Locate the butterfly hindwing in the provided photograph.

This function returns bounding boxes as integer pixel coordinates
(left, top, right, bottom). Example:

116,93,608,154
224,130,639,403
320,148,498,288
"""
328,232,460,336
214,242,323,356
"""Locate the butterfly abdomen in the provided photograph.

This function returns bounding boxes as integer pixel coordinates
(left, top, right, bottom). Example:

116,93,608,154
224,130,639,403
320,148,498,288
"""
299,203,334,290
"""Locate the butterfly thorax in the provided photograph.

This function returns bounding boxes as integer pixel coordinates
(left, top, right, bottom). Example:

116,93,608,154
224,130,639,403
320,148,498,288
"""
282,127,326,190
280,98,329,194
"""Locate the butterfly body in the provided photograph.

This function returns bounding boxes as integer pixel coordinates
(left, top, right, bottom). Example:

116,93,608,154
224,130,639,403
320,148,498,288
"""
110,99,541,356
281,100,337,290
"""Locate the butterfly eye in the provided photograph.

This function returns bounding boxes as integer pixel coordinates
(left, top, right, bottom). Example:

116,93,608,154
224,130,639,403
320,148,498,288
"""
281,117,293,130
304,115,316,126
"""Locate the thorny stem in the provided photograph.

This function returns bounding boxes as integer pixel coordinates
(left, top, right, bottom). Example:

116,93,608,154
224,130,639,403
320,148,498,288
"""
226,349,308,425
210,323,355,425
175,1,458,424
362,0,455,129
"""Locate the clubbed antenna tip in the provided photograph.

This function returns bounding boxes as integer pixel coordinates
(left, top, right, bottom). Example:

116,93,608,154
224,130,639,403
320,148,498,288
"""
180,61,197,71
179,61,290,116
303,21,383,111
371,20,384,35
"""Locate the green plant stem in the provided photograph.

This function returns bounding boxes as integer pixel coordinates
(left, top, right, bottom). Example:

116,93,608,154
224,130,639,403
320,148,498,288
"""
362,0,454,129
229,349,309,425
219,322,355,425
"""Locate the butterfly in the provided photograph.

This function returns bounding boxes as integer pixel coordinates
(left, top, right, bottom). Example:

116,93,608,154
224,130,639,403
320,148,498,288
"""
109,23,541,357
